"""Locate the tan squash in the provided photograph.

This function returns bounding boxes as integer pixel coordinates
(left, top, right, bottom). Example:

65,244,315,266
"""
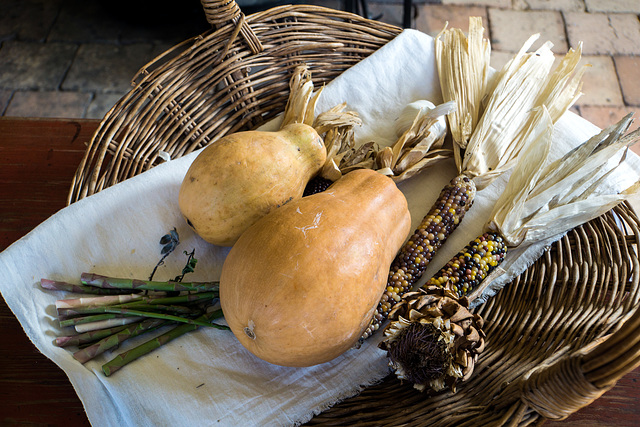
220,169,411,367
178,123,326,246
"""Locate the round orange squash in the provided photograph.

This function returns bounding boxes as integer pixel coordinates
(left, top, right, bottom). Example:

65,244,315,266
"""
220,168,411,367
178,123,326,246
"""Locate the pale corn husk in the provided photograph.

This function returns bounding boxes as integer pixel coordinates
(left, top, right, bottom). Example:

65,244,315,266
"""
281,65,452,183
463,37,586,189
435,16,490,162
378,101,455,181
485,111,640,248
437,17,586,189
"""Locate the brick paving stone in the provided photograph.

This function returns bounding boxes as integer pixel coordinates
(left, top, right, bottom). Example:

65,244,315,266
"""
86,93,127,120
614,55,640,106
576,55,623,106
585,0,640,13
0,41,77,90
0,0,63,42
565,12,640,55
4,90,92,118
578,105,640,138
118,3,210,45
47,0,124,43
488,9,568,54
513,0,585,11
442,0,510,8
0,90,14,115
62,43,157,94
415,5,490,38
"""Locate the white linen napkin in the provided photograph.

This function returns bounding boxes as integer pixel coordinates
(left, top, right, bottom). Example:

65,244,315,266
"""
1,29,639,427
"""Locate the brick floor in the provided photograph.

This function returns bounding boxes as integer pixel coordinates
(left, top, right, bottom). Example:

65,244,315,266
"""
415,5,490,38
513,0,585,11
565,12,640,55
0,41,77,90
0,90,13,115
576,55,624,106
62,43,157,94
0,0,638,131
4,90,92,118
585,0,640,14
614,55,640,106
488,9,568,54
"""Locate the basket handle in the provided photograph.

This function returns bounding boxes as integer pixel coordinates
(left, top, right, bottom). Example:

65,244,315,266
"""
518,301,640,420
200,0,263,54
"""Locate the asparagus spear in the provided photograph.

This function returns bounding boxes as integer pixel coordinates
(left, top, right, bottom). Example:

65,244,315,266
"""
80,272,219,293
73,319,168,363
41,279,136,295
102,309,224,376
55,324,131,347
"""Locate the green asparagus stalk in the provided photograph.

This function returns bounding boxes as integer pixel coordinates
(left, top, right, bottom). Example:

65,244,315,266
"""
62,306,227,329
41,279,136,295
58,303,200,319
55,294,143,310
73,319,168,363
75,317,144,333
59,313,140,328
55,324,131,347
102,309,225,376
81,272,219,293
116,291,218,308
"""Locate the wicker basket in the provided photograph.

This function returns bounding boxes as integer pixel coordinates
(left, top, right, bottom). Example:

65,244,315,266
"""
68,1,640,424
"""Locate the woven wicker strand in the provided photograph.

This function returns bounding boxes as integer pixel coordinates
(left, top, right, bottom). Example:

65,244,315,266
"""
67,2,401,204
67,1,640,425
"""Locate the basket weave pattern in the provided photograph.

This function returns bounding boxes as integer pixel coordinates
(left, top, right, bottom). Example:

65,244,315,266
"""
68,1,640,424
67,1,401,203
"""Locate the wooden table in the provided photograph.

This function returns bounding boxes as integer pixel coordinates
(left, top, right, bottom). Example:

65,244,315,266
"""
1,117,639,426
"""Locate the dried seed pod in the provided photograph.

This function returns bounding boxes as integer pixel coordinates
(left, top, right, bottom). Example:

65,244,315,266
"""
379,287,485,393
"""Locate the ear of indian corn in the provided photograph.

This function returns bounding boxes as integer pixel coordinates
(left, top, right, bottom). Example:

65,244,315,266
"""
425,232,507,300
360,175,476,339
381,111,640,393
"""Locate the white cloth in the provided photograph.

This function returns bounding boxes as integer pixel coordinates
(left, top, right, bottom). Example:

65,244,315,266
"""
1,29,639,427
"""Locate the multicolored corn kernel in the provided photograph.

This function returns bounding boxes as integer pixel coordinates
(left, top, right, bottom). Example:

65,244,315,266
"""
360,175,476,340
303,176,334,196
425,232,507,298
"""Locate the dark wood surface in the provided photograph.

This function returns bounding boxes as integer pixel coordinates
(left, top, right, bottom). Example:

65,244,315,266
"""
0,117,638,426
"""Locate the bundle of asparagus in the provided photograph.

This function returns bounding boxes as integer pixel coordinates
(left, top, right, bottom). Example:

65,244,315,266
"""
43,272,227,376
41,231,228,376
380,110,640,392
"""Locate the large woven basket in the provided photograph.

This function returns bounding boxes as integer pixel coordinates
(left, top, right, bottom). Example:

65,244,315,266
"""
68,1,640,424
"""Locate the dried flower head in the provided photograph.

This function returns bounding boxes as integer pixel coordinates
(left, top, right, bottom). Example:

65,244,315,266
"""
380,286,485,392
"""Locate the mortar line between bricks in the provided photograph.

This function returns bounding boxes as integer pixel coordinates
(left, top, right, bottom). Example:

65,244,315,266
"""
44,3,65,44
58,44,81,91
1,91,15,116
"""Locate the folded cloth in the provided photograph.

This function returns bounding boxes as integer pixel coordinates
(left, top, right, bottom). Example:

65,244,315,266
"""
1,29,639,427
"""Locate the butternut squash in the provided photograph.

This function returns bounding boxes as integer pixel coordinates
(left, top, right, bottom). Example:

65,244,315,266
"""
220,169,411,367
178,123,326,246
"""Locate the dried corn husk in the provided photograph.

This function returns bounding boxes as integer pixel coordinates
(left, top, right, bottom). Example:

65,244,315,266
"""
486,111,640,248
377,101,455,181
280,66,454,183
437,17,586,189
463,37,586,188
435,16,490,158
